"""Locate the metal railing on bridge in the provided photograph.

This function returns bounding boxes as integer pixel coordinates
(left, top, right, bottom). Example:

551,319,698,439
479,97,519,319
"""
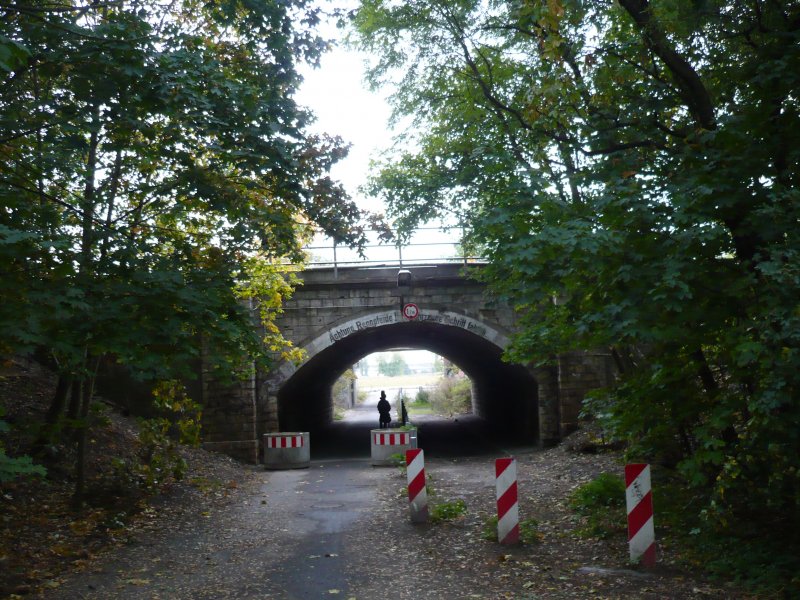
303,226,486,272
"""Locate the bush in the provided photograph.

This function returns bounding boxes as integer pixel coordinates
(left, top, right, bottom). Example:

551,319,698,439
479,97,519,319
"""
414,389,430,405
429,377,472,415
569,473,626,538
110,381,200,494
332,369,356,410
0,404,46,482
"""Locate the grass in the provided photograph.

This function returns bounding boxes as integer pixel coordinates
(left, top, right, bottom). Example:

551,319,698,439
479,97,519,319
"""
430,499,467,523
568,472,627,539
407,403,434,416
482,516,543,544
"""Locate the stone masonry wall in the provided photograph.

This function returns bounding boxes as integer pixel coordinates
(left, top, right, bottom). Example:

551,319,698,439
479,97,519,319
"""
557,351,615,435
200,265,614,463
200,354,259,464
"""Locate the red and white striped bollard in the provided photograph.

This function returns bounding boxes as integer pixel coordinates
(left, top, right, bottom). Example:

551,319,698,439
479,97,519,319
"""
625,463,656,566
406,449,428,523
495,457,519,544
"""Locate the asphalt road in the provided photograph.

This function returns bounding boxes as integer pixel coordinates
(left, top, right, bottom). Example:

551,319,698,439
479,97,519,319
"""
43,407,512,600
40,408,742,600
44,459,387,599
313,402,522,460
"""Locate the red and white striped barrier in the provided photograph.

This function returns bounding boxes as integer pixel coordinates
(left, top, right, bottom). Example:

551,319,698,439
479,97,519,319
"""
495,457,520,544
625,463,656,566
370,428,415,466
263,432,310,470
406,449,428,523
373,432,411,446
266,434,304,449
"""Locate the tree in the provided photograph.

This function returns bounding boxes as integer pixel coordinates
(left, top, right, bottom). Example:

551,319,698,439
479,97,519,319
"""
377,352,410,377
352,0,800,583
0,0,369,503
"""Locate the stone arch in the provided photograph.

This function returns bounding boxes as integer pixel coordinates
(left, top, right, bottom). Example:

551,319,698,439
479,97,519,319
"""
266,308,539,441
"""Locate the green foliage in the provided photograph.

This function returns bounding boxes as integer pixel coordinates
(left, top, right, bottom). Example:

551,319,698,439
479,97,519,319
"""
685,532,800,596
408,390,433,415
429,377,472,416
110,381,202,493
352,0,800,587
0,448,47,483
430,499,466,523
151,381,202,446
653,477,800,596
413,389,430,405
388,452,406,472
0,1,368,394
332,369,357,410
377,353,411,377
569,474,627,539
0,404,46,482
1,0,372,503
113,417,186,493
482,515,542,544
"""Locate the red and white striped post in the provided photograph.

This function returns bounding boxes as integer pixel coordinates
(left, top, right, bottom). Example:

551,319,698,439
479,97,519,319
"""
495,457,519,544
406,449,428,523
625,463,656,566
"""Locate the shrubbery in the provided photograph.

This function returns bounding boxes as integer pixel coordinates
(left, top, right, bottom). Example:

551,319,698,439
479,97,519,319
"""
429,377,472,416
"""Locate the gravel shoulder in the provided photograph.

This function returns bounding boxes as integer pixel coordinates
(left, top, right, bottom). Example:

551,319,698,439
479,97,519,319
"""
344,446,748,600
27,445,750,600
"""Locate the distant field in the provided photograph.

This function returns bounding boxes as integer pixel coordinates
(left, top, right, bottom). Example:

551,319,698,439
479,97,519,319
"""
358,373,441,389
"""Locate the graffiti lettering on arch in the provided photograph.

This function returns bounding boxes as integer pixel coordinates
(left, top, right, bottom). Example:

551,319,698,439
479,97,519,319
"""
416,310,488,337
326,309,489,346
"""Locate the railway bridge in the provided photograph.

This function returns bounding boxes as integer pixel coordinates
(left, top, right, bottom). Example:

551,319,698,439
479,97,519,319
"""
201,263,611,462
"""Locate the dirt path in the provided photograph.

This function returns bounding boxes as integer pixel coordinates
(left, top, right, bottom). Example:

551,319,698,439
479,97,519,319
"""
34,445,747,600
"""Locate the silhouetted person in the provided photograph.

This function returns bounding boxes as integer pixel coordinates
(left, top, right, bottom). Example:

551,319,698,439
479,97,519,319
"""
401,399,408,426
377,390,391,428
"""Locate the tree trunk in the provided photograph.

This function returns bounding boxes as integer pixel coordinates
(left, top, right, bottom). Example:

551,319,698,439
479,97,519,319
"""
32,374,72,456
71,361,99,511
71,377,89,510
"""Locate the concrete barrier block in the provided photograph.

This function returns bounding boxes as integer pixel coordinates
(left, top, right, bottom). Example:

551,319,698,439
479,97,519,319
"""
371,428,417,466
263,432,310,470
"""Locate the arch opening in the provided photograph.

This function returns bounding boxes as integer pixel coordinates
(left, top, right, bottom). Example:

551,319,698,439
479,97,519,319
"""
276,319,539,457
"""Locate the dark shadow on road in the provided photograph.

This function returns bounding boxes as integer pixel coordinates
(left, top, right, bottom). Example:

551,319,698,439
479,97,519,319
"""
311,402,535,460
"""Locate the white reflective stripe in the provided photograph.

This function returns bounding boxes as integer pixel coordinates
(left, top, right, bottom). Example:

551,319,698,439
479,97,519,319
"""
407,453,425,482
625,465,651,512
497,503,519,540
629,516,655,557
495,460,517,501
410,486,428,508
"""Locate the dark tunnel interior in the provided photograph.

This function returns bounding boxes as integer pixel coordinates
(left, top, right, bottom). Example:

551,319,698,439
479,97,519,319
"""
276,320,539,449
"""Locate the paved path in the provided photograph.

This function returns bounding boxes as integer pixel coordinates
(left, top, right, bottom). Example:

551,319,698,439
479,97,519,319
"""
44,408,515,599
314,401,526,460
40,434,744,600
44,459,385,599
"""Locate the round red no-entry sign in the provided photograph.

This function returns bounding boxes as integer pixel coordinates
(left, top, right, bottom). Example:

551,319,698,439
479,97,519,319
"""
402,303,419,320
